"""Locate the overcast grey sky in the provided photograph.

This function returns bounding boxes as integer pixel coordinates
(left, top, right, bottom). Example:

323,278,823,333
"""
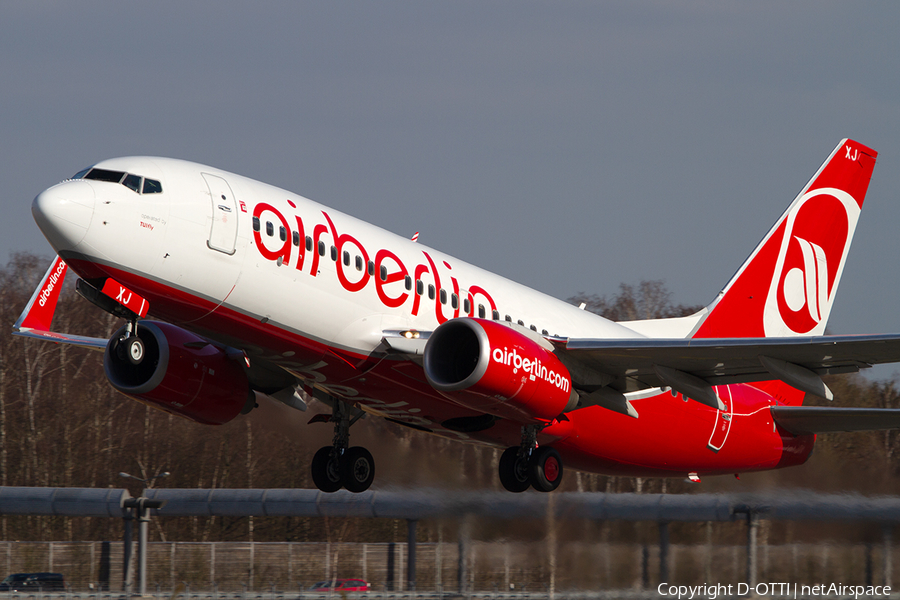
3,2,900,345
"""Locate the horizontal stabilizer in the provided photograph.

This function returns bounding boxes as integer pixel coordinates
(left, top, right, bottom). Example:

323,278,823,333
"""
771,406,900,435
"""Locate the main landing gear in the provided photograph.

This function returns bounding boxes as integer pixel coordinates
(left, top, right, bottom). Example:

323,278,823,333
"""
498,425,564,493
310,399,375,493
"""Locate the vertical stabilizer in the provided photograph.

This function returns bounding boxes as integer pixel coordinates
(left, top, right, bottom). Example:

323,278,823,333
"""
693,139,877,340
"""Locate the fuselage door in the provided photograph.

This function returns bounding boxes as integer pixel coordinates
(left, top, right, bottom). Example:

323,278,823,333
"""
203,173,238,255
707,385,733,453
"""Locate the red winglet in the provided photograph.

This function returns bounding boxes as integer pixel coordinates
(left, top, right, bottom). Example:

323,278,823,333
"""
15,256,68,331
101,278,150,318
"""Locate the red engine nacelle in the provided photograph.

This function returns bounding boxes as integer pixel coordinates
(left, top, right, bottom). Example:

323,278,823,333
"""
423,318,578,422
104,321,254,425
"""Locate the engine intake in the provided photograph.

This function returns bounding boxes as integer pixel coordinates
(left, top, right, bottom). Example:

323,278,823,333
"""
105,321,253,425
424,318,577,422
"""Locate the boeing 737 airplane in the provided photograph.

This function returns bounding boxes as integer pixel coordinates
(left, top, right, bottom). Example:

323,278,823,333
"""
14,139,900,493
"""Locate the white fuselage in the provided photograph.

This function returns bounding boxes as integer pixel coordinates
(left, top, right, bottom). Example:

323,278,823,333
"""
35,156,643,358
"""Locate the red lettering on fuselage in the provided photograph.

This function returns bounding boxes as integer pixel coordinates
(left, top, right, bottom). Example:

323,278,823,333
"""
252,202,497,322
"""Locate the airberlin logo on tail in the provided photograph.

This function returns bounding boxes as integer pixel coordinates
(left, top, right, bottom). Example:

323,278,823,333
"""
763,188,860,336
782,236,828,323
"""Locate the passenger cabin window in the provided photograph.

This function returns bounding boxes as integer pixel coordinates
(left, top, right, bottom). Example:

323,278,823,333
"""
292,231,300,247
279,226,287,242
355,256,364,271
505,315,512,322
343,250,350,266
266,222,274,236
380,265,388,281
416,280,424,295
464,298,471,314
405,275,412,290
331,246,338,261
478,304,485,318
317,240,326,256
492,310,500,320
451,294,459,309
368,261,376,276
252,217,260,232
517,319,524,326
306,236,313,252
428,284,435,300
439,289,447,304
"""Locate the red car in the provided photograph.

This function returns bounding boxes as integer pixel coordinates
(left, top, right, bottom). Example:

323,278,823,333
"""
308,579,370,592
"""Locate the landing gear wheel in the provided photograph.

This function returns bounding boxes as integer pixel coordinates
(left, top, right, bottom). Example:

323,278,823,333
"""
311,446,342,493
125,336,144,365
498,446,532,493
529,446,563,492
341,446,375,493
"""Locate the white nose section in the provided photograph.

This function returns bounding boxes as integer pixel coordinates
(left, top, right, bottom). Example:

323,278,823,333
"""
32,181,96,250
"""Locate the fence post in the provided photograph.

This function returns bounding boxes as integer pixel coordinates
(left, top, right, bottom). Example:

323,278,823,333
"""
387,542,396,591
458,519,469,595
747,512,759,588
885,527,893,588
407,520,417,591
659,522,669,583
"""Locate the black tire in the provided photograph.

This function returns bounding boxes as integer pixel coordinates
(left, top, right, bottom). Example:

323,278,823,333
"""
311,446,342,493
498,446,531,493
529,446,563,492
341,446,375,493
126,336,145,365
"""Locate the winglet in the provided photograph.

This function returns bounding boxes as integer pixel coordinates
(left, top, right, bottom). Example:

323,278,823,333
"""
13,256,68,333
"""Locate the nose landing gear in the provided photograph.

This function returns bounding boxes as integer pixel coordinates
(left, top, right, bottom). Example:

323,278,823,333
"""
498,425,564,493
310,397,375,493
114,319,145,365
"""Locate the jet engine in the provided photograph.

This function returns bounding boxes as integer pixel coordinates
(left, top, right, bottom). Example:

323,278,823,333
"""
104,321,254,425
424,318,578,422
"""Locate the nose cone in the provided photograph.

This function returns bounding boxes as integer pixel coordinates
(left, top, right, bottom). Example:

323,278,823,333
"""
32,181,96,251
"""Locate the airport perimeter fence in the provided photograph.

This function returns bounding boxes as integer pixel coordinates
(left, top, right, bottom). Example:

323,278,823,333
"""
0,539,892,593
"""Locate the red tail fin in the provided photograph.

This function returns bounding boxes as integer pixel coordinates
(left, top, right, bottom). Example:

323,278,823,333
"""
693,139,877,339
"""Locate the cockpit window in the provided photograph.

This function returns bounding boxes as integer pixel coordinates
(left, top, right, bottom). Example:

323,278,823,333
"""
142,178,162,194
122,173,142,193
78,168,163,194
85,168,126,183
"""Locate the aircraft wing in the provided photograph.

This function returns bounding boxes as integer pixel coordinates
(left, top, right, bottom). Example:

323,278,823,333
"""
550,334,900,413
564,334,900,390
770,406,900,435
